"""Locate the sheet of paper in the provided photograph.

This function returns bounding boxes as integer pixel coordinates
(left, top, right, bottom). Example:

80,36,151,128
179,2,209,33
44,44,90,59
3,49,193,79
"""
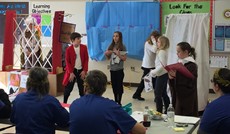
119,51,128,55
143,73,153,92
20,75,28,88
210,56,228,68
131,111,143,123
174,115,200,124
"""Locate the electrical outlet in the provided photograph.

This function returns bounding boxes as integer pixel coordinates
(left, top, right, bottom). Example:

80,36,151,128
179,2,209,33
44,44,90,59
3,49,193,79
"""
131,66,135,71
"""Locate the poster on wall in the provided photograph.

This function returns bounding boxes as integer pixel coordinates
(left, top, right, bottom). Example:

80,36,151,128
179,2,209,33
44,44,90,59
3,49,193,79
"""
210,56,228,68
7,71,28,102
20,71,29,89
214,25,230,52
213,1,230,53
7,71,21,101
225,39,230,52
215,39,225,51
41,14,52,37
215,26,224,38
0,2,29,43
59,22,76,44
225,26,230,38
161,1,210,33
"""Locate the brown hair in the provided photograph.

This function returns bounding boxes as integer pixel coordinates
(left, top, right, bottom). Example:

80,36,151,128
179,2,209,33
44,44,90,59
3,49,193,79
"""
108,31,125,51
147,30,161,45
26,67,49,99
177,42,196,60
213,68,230,94
84,70,108,96
70,32,82,41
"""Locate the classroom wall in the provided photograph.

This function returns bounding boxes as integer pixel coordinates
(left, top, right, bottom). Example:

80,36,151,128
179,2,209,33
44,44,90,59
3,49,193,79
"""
209,0,230,89
0,0,144,84
0,0,229,87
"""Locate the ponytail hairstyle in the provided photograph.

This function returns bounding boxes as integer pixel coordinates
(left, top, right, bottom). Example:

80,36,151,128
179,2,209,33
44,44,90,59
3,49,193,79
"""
177,42,196,60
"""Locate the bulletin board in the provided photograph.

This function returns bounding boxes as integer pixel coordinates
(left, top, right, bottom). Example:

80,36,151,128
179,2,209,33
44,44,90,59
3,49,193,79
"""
0,2,29,43
212,1,230,53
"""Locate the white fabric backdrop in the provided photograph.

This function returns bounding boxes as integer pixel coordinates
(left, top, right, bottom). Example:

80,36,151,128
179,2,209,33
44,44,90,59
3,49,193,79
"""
165,13,210,111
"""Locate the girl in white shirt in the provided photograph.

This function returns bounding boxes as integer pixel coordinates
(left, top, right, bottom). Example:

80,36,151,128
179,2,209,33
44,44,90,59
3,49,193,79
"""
133,31,160,101
150,36,170,114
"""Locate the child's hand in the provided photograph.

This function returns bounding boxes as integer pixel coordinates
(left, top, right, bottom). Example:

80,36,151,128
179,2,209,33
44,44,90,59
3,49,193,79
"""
80,71,86,80
150,69,156,78
113,49,120,56
104,50,112,56
168,70,176,79
69,73,76,82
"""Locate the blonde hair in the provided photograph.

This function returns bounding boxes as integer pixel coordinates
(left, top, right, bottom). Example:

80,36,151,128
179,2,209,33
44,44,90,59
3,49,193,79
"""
158,36,170,50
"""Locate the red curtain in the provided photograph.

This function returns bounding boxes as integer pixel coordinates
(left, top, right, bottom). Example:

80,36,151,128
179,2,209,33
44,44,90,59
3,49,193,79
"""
52,11,64,74
2,10,16,71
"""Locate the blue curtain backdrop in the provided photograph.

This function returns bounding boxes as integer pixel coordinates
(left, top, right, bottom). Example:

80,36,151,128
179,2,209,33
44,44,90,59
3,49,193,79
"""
86,2,160,61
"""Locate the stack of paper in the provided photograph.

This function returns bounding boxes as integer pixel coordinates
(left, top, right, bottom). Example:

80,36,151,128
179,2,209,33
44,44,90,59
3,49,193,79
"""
131,111,143,123
174,115,200,124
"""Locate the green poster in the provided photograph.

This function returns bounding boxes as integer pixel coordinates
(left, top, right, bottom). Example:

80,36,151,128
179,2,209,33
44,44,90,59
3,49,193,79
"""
161,1,210,33
42,14,51,25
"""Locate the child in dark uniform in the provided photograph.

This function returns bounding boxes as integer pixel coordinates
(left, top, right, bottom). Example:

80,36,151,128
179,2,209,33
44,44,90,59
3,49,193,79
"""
0,89,11,119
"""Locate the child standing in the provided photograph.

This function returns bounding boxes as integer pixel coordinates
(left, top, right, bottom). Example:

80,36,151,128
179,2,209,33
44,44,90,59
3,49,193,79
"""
150,36,170,113
62,32,89,103
104,31,127,105
168,42,198,116
133,30,160,101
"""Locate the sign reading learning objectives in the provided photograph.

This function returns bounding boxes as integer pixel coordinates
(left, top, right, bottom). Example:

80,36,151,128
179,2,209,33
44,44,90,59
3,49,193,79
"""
31,3,52,37
31,4,51,14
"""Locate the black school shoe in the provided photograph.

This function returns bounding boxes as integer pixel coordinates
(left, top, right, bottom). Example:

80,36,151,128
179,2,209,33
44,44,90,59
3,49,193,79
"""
132,95,145,101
